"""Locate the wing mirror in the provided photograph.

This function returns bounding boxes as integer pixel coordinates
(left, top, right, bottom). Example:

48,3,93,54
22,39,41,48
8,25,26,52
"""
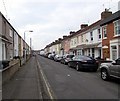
112,60,116,65
72,57,75,60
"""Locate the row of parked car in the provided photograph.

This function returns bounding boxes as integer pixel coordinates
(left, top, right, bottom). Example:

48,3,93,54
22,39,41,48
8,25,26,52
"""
40,53,120,81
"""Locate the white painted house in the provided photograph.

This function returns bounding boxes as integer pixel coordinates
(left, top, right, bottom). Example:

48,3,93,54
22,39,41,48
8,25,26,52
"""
75,20,102,58
0,39,2,61
14,31,19,57
85,20,102,58
0,12,6,61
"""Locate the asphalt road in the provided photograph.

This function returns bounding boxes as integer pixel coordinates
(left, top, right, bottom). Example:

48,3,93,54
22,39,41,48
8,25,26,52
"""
38,55,120,100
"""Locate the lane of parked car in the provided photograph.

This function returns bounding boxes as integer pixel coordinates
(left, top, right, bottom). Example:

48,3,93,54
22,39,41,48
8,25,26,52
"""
40,52,120,81
38,55,119,99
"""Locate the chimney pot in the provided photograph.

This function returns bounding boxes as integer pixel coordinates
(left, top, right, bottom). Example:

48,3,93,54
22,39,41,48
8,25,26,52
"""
70,31,75,35
101,8,112,19
63,35,67,39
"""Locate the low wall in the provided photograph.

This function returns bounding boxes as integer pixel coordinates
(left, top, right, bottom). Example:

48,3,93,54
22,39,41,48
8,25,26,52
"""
2,61,20,84
2,55,31,84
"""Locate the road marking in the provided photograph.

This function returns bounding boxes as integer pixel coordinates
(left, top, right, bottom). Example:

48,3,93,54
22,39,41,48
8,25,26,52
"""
36,57,55,100
35,59,43,100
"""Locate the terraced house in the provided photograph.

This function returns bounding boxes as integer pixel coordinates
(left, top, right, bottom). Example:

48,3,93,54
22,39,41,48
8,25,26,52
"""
0,12,31,67
100,10,120,60
68,9,112,58
0,12,14,61
44,9,119,61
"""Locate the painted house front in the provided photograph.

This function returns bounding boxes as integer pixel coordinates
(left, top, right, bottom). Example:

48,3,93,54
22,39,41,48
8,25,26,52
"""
74,9,112,58
14,31,18,57
100,10,120,60
0,12,14,61
0,12,7,61
0,38,2,61
0,13,2,61
69,32,78,55
83,20,102,58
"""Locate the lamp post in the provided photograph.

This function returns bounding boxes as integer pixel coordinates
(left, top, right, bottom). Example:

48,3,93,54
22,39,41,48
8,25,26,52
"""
24,30,33,63
30,38,32,56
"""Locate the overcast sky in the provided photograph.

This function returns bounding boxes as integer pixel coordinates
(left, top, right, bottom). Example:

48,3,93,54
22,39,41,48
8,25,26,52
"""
0,0,120,50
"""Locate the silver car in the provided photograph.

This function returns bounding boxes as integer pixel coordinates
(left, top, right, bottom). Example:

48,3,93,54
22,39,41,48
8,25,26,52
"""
100,58,120,80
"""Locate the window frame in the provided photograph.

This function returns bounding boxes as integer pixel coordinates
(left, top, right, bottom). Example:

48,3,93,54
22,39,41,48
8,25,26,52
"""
98,28,101,39
114,19,120,36
103,25,107,39
90,31,93,41
9,29,13,38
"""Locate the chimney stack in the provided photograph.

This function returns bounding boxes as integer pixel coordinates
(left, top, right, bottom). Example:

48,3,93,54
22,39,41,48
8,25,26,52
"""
101,8,112,19
70,31,75,35
81,24,88,29
58,38,62,41
63,35,67,39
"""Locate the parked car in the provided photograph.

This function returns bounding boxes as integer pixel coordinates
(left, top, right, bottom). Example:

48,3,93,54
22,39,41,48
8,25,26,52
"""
44,52,51,58
100,58,120,80
54,55,63,62
60,54,74,65
68,55,98,71
48,53,56,60
95,57,105,64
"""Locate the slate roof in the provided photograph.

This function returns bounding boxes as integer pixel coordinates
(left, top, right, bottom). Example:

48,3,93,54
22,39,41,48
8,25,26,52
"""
100,10,120,26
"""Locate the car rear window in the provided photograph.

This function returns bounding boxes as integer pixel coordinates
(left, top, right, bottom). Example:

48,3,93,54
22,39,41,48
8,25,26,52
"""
77,56,92,60
67,55,74,58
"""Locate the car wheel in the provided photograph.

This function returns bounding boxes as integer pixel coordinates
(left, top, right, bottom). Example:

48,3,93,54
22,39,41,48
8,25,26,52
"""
76,64,79,71
101,69,109,80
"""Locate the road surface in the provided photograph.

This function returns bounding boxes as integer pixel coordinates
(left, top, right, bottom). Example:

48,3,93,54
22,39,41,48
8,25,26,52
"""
37,55,120,100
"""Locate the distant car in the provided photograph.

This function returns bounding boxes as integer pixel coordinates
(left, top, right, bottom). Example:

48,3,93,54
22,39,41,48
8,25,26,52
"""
60,54,74,65
100,58,120,80
48,53,56,60
54,55,63,62
45,52,51,58
68,55,98,71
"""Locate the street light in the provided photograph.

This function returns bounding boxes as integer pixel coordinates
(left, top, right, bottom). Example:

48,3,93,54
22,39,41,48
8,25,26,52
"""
24,30,33,63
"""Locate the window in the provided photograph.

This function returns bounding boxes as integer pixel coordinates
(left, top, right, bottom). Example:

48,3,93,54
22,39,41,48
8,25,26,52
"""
98,29,101,39
81,35,83,42
90,31,93,41
74,39,77,45
114,19,120,36
103,26,107,38
9,29,13,37
88,49,90,56
92,48,94,58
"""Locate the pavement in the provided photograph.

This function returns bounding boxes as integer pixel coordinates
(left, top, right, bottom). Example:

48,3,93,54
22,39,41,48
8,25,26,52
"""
2,56,43,100
0,71,2,101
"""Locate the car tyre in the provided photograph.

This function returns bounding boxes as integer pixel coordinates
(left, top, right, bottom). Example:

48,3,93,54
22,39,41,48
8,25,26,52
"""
76,64,80,71
68,62,71,67
101,69,109,80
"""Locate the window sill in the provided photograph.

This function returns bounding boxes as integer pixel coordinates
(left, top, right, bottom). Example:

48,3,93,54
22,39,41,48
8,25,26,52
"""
113,34,120,37
103,37,107,40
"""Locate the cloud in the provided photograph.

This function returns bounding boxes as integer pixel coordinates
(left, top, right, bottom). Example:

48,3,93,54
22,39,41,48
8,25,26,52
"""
1,0,120,50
